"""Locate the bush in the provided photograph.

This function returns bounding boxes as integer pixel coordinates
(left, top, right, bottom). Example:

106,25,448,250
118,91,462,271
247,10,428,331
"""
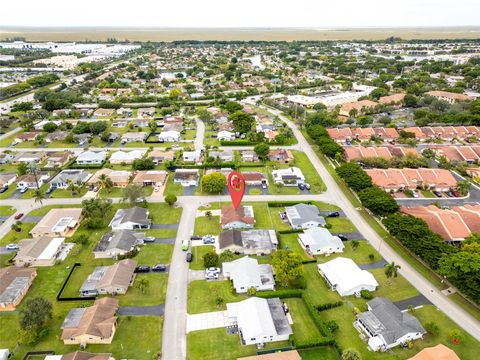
336,162,372,192
358,186,399,216
267,201,312,207
424,321,439,336
202,251,219,268
255,290,303,299
327,320,339,333
360,290,373,300
164,194,177,206
316,301,343,312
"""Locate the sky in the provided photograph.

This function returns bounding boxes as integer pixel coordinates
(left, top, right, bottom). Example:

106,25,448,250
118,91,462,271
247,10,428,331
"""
1,0,479,28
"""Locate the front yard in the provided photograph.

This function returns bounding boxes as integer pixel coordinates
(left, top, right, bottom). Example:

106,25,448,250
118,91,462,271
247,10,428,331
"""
187,280,247,314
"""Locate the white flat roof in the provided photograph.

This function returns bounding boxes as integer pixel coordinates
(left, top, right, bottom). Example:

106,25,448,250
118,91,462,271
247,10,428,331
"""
38,237,64,260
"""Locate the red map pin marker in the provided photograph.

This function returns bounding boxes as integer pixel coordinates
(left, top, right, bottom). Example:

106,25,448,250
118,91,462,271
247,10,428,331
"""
227,171,246,210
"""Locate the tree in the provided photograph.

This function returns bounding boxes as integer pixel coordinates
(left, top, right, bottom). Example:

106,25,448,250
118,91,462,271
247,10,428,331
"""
19,297,52,344
165,194,177,206
43,122,58,133
197,109,213,123
26,162,40,189
230,111,254,134
448,329,464,345
272,250,305,288
82,198,112,229
358,186,399,216
33,189,45,206
202,172,227,194
336,162,372,192
133,157,155,170
253,142,270,161
384,261,401,284
98,174,113,193
342,349,362,360
351,240,360,251
457,180,471,196
203,251,219,268
369,87,389,100
205,210,213,220
224,101,243,114
424,321,439,336
136,278,150,294
18,162,28,176
123,184,144,204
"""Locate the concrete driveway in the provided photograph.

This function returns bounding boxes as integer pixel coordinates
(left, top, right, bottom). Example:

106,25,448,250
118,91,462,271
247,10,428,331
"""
394,295,431,311
359,259,388,270
152,237,176,245
186,310,231,333
151,224,179,230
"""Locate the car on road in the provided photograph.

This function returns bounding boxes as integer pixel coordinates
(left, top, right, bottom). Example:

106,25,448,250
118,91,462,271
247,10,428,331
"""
14,213,24,220
143,236,156,243
336,234,348,241
182,239,191,251
152,264,167,272
190,235,202,240
186,251,193,262
6,243,19,250
135,265,151,273
327,211,340,218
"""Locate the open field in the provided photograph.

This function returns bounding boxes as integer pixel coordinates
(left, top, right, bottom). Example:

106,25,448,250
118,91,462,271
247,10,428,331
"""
2,27,480,41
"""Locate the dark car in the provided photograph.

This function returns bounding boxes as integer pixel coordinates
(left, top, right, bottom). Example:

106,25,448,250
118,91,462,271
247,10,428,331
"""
46,187,55,194
14,213,24,220
327,211,340,218
298,183,306,190
135,265,151,273
190,235,202,240
433,191,442,198
336,234,348,241
304,183,311,191
152,264,167,272
0,185,8,193
186,252,193,262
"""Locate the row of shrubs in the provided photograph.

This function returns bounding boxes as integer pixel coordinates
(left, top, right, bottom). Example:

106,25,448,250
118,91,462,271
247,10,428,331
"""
315,301,343,312
267,201,313,207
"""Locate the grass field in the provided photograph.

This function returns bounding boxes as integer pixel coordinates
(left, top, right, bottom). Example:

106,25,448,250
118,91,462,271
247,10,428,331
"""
0,206,16,216
189,245,215,270
187,280,246,314
0,222,35,246
285,298,322,345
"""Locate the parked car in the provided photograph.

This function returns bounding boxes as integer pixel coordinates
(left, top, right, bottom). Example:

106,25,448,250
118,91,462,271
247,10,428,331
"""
152,264,167,272
336,234,348,241
186,252,193,262
0,185,8,193
19,187,28,194
433,191,442,198
206,267,220,274
154,187,160,192
327,211,340,218
14,213,24,220
202,235,215,244
6,243,19,250
452,190,460,197
261,183,267,189
143,236,156,243
135,265,151,273
298,183,306,190
182,239,190,251
190,235,202,240
205,272,219,280
304,183,311,191
446,191,454,198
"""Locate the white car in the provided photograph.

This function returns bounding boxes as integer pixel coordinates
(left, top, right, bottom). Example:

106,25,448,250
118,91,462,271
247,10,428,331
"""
205,272,219,280
154,187,160,192
6,243,19,250
206,267,220,274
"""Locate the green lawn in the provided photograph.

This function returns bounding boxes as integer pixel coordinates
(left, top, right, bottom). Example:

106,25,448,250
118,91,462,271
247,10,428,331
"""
0,222,35,246
316,240,381,265
0,206,16,216
285,298,322,345
28,204,82,217
194,216,221,236
187,327,290,360
148,203,183,224
370,268,420,302
292,150,326,193
119,273,168,306
164,174,187,196
326,217,358,233
299,347,339,360
98,187,125,198
0,184,17,199
278,233,312,261
187,280,247,314
189,245,215,270
135,244,174,265
50,187,88,198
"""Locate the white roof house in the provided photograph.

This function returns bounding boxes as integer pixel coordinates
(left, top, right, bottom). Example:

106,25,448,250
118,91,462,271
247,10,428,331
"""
226,297,292,346
76,151,107,165
158,130,180,142
109,150,145,164
34,120,62,131
183,150,202,163
14,236,65,267
217,130,235,141
317,257,378,297
222,256,275,293
271,167,305,186
298,227,344,256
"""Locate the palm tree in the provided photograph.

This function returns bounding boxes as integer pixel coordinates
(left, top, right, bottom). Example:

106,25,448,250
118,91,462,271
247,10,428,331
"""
384,261,401,284
98,174,113,193
33,189,45,206
67,180,78,195
136,278,150,294
26,162,40,189
351,240,360,251
205,210,212,220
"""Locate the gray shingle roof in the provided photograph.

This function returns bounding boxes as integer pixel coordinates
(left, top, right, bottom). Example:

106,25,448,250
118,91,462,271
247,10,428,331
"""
285,203,326,227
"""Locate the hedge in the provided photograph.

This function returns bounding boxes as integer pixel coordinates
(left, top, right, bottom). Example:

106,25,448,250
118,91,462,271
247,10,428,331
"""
301,259,317,264
255,289,303,299
294,339,336,349
267,201,313,207
315,301,343,312
278,229,303,235
220,140,259,146
302,295,334,339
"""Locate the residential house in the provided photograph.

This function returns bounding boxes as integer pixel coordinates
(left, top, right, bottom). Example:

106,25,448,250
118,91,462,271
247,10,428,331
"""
339,100,378,117
173,169,200,186
223,256,275,293
268,149,293,163
109,150,145,165
17,173,50,189
242,172,268,186
226,297,292,345
93,108,115,118
158,130,180,142
0,267,36,311
13,151,46,164
132,170,168,187
49,169,92,189
0,152,14,164
45,151,73,168
318,257,379,297
344,146,418,162
76,151,107,166
365,168,457,193
15,132,39,143
379,93,406,107
209,150,234,162
400,204,480,243
285,203,326,229
93,231,143,259
148,150,174,165
14,236,66,267
30,208,83,238
217,130,235,141
428,145,480,164
0,173,17,188
221,205,256,229
138,107,155,118
79,260,137,297
34,120,61,131
356,297,426,351
182,150,202,163
121,132,147,143
408,344,460,360
61,298,119,345
240,150,259,162
298,227,344,256
271,167,305,186
426,91,473,104
218,229,278,255
87,169,131,188
109,207,151,231
45,131,70,143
